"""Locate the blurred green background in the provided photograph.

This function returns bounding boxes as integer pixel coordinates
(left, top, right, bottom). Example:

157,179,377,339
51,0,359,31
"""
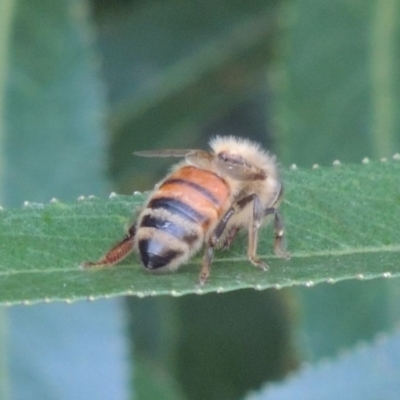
1,0,399,399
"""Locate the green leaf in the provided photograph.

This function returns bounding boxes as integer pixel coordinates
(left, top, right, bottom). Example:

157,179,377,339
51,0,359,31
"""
276,0,400,363
277,0,400,166
0,159,399,305
4,0,107,206
0,308,9,399
246,330,400,400
2,1,130,400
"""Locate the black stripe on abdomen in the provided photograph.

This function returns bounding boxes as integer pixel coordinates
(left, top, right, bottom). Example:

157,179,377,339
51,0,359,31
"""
148,197,207,224
161,178,220,206
140,214,198,244
138,238,182,270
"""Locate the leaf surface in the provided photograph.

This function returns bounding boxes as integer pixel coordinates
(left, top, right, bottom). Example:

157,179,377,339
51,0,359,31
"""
0,160,399,304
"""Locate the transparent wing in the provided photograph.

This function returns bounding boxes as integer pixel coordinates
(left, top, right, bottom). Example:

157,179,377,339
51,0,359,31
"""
133,149,196,158
134,149,216,171
185,150,214,169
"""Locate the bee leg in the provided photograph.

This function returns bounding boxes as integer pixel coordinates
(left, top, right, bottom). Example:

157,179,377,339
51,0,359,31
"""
82,224,136,268
248,195,269,271
198,244,214,286
211,192,258,249
198,207,237,285
209,207,235,247
199,192,267,283
273,211,290,259
220,226,240,249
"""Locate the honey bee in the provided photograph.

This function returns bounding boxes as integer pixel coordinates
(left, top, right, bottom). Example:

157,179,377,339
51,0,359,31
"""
83,136,289,285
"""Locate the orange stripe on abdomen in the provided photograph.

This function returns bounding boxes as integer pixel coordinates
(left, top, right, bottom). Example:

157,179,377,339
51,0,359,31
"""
157,166,230,229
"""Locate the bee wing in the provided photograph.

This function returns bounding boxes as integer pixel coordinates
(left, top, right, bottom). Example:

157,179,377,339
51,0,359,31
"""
133,149,196,157
134,148,216,170
185,150,214,169
134,149,265,180
215,152,266,181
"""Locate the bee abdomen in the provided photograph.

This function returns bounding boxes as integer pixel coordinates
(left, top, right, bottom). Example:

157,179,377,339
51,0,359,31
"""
140,214,198,244
162,178,221,206
138,214,199,270
138,238,182,270
148,197,207,224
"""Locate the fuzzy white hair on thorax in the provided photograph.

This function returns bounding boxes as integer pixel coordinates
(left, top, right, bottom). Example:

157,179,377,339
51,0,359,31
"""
209,136,277,175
